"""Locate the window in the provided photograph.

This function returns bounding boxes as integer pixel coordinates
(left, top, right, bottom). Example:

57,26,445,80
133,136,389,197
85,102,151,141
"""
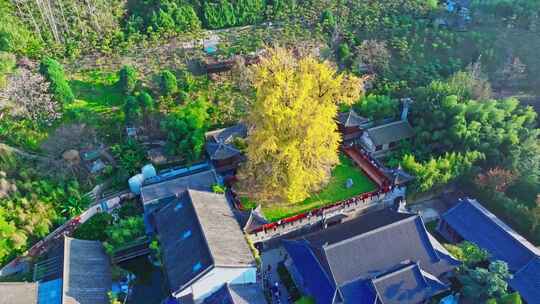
181,230,192,240
174,202,183,212
192,262,202,272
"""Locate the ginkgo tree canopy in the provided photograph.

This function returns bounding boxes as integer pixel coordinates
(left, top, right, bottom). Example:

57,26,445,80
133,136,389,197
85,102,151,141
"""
238,47,364,204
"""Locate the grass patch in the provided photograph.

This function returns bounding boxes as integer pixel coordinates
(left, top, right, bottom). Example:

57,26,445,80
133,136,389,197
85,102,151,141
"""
242,154,377,222
67,70,124,119
295,297,316,304
64,70,125,142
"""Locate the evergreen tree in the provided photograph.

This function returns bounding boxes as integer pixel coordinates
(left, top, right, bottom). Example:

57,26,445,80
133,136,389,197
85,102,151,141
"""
118,65,138,95
159,70,178,96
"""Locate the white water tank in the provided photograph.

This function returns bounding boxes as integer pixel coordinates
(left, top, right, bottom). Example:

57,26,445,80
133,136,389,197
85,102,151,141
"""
141,164,157,180
128,174,145,195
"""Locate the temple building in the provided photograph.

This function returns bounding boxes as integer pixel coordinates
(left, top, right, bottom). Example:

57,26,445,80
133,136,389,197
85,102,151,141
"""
152,189,257,303
283,209,459,304
438,198,540,304
336,109,370,142
205,124,247,173
359,120,414,157
1,237,112,304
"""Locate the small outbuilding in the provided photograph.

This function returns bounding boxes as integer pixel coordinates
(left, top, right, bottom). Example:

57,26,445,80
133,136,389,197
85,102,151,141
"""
360,120,414,157
202,283,267,304
336,109,370,141
205,124,248,173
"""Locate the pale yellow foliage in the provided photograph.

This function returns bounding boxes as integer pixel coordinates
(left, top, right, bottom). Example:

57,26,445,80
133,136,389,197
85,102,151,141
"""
238,48,363,203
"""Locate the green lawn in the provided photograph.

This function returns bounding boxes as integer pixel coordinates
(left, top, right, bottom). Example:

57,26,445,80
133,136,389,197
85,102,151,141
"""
64,70,126,142
241,154,377,222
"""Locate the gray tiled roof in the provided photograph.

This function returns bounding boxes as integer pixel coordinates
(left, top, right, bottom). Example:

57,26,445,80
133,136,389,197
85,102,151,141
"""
205,124,247,161
154,192,214,293
62,237,112,304
154,190,254,294
337,110,370,127
370,262,446,304
189,189,254,267
141,170,217,205
205,124,247,144
206,142,242,161
203,283,267,304
366,120,414,146
243,205,269,233
0,282,38,304
294,209,458,286
228,284,267,304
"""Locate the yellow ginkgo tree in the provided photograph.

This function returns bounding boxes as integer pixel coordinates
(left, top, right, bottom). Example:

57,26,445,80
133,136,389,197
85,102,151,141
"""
238,47,364,204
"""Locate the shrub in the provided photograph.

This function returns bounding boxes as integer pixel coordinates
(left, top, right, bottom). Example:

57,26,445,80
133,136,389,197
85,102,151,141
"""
0,51,15,88
73,213,113,241
277,262,301,301
212,184,225,193
337,43,351,65
159,70,178,96
39,57,74,103
499,292,522,304
118,65,137,95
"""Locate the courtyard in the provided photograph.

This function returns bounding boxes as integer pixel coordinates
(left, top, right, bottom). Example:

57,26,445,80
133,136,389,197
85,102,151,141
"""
242,154,378,222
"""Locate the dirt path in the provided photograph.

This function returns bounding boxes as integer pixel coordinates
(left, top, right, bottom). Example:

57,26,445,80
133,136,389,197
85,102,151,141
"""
0,142,56,163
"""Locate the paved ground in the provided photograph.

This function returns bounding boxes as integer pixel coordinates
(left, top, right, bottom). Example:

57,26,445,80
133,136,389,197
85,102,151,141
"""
261,248,291,304
408,197,447,222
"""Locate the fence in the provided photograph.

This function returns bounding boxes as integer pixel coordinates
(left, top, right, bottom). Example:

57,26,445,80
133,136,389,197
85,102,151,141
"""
247,190,392,243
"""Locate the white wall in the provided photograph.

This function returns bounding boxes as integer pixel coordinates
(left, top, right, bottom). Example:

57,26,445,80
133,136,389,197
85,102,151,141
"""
177,266,257,303
360,133,375,152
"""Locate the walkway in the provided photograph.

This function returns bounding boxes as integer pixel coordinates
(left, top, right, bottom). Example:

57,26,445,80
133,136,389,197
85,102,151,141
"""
343,146,390,189
261,248,291,304
0,191,132,277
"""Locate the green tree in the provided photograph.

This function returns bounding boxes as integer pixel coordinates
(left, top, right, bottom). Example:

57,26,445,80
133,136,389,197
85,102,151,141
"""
123,95,142,123
73,213,113,241
111,139,147,176
320,9,336,32
103,216,145,255
39,57,75,103
459,260,513,302
337,43,352,66
0,207,20,263
161,97,209,161
118,65,137,95
401,151,484,192
159,70,178,96
138,91,155,127
0,1,43,56
498,292,523,304
444,241,490,266
354,94,399,122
